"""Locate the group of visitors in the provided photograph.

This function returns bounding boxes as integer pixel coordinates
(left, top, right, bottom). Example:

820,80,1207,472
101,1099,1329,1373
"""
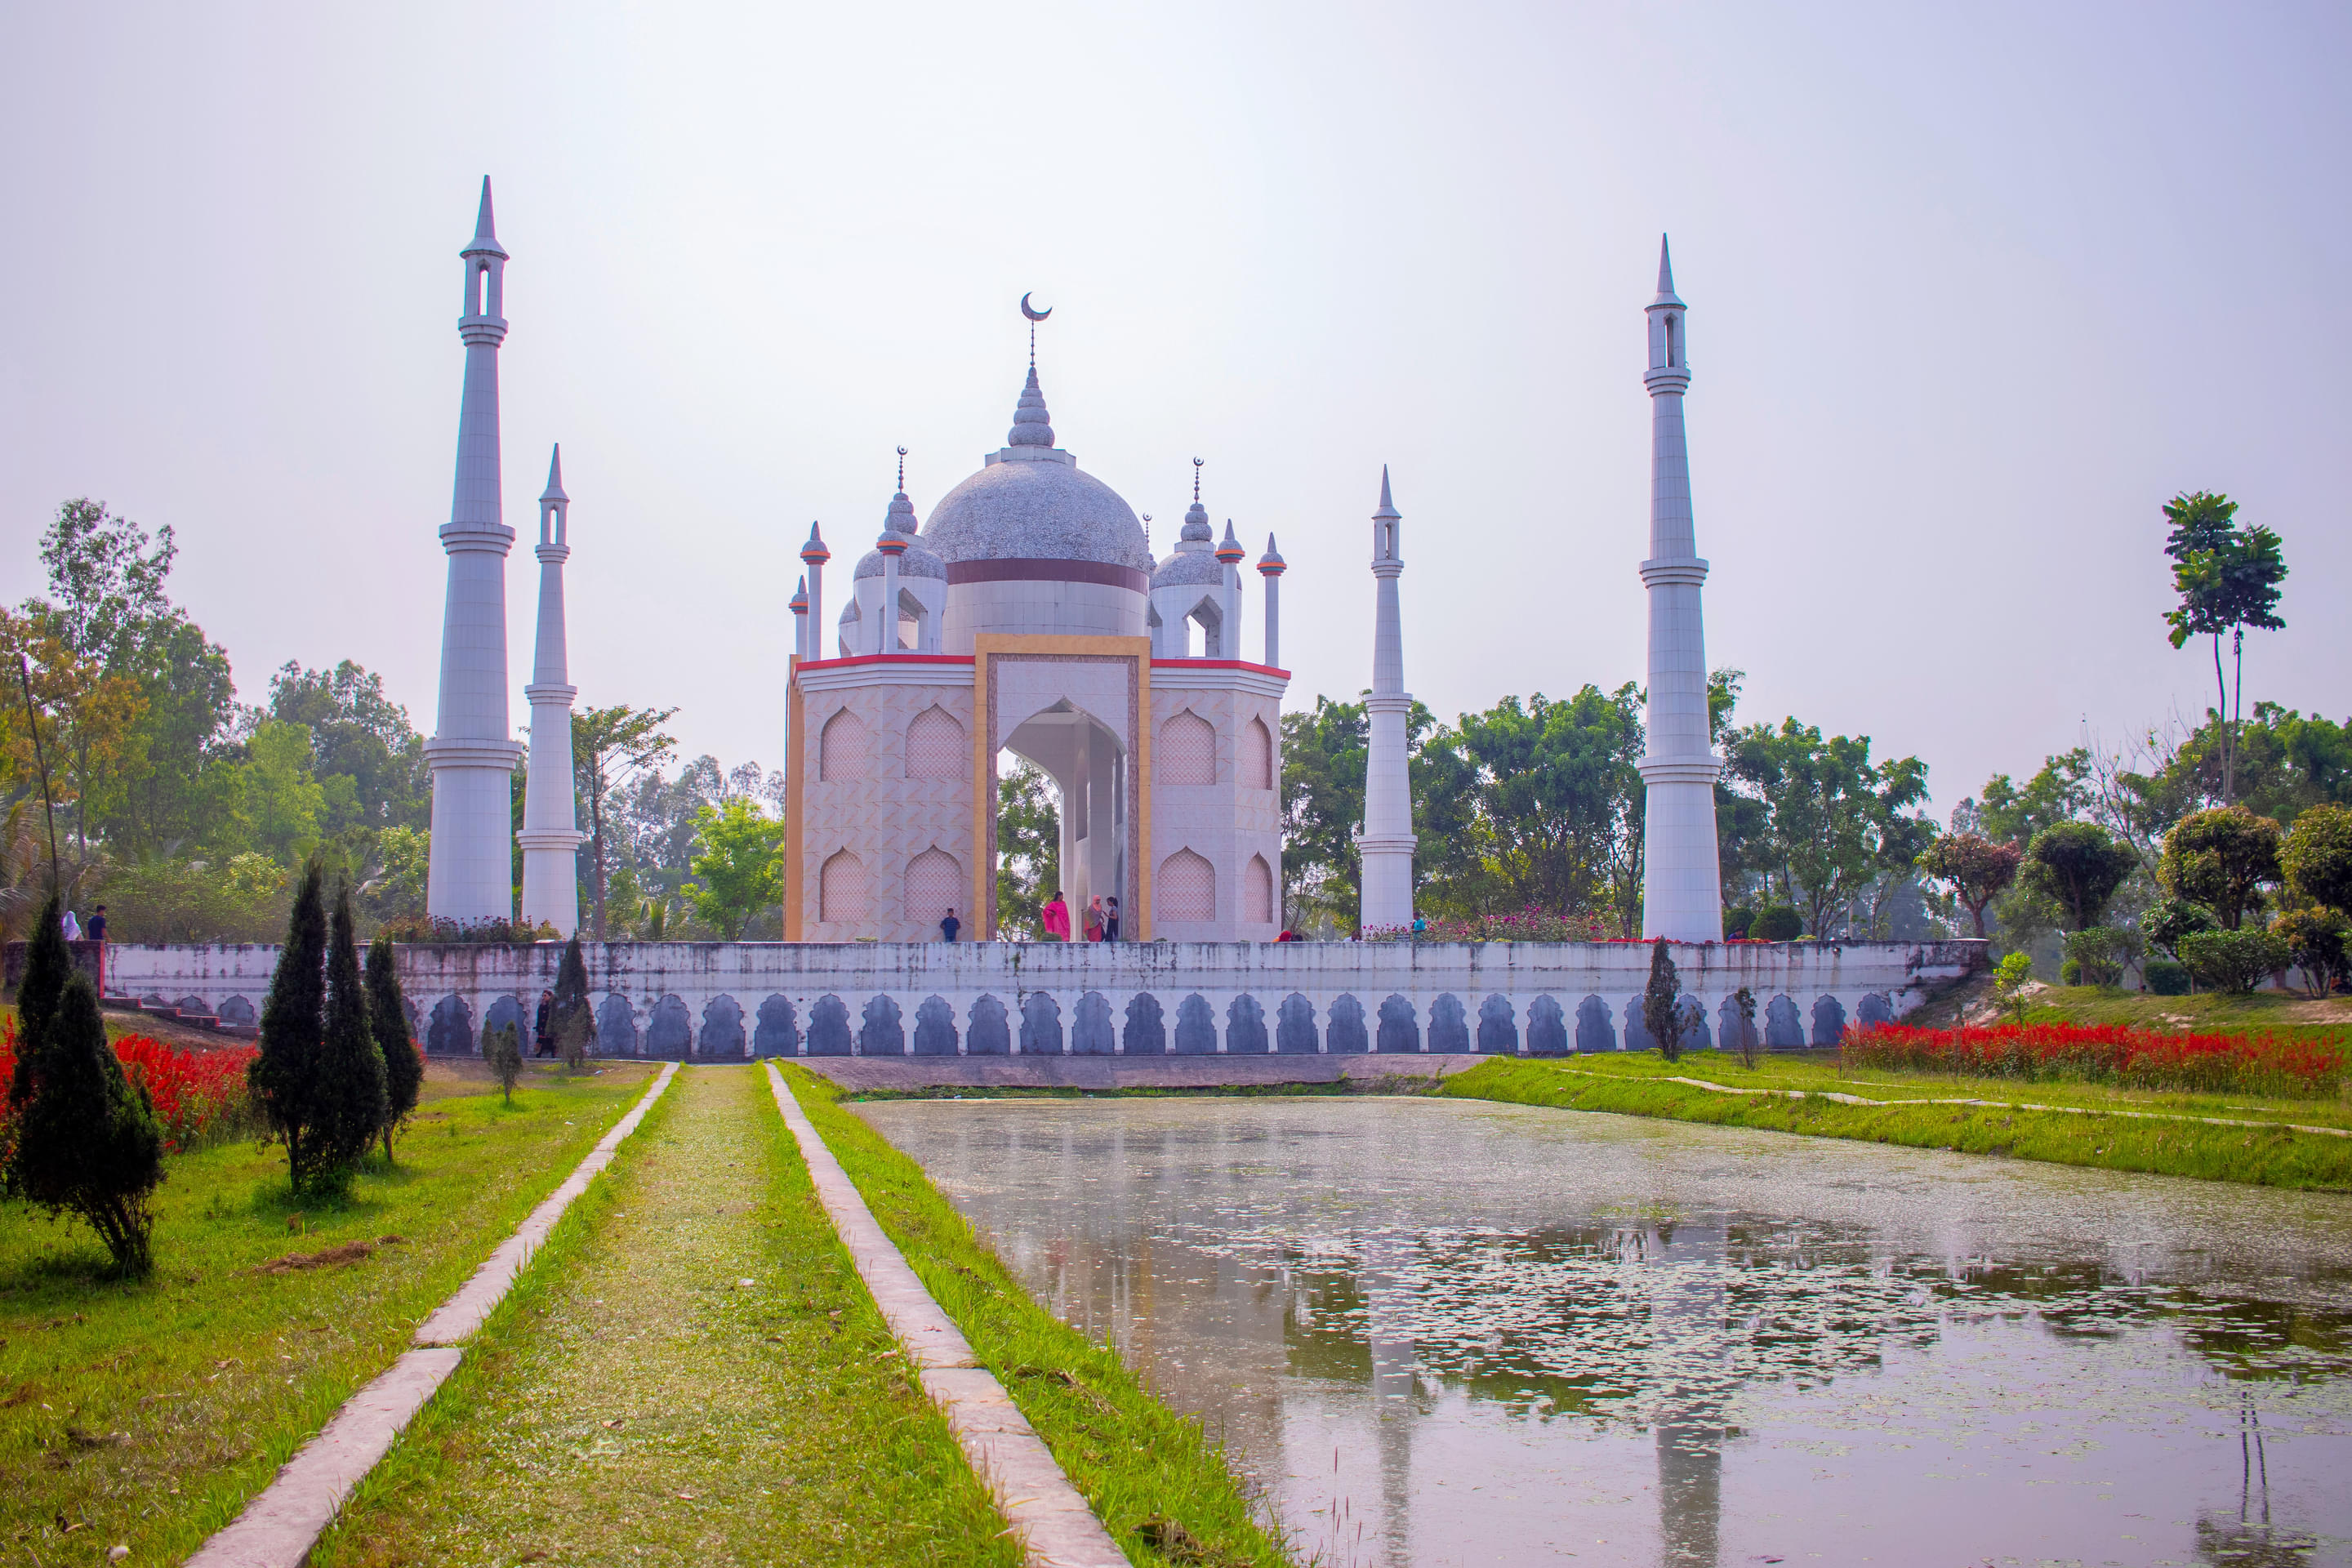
934,893,1120,942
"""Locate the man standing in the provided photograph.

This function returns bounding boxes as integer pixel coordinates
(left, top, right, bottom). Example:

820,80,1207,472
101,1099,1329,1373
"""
940,907,960,942
533,989,556,1058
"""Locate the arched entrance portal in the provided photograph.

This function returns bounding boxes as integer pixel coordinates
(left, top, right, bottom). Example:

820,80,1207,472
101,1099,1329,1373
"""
1004,701,1126,935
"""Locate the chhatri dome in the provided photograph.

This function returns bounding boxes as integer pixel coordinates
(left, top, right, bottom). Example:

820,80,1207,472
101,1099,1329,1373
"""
850,456,946,584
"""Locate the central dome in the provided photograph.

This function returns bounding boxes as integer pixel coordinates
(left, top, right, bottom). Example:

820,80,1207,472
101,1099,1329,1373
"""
922,456,1152,573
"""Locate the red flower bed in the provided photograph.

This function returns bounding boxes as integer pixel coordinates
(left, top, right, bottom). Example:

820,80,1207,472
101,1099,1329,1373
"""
2,1019,260,1154
1842,1020,2349,1098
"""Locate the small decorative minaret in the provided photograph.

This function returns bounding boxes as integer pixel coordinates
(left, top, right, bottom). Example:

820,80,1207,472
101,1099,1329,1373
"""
789,577,809,661
1215,521,1245,656
1358,467,1416,932
1637,236,1724,941
425,177,527,924
800,523,830,658
1258,534,1285,668
519,445,584,935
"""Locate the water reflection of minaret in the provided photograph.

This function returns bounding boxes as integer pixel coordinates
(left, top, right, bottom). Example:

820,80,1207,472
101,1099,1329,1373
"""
1365,1229,1418,1568
1643,1218,1726,1568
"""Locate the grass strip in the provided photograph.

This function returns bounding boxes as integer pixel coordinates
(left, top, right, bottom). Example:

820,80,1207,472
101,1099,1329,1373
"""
1440,1057,2352,1190
0,1062,653,1561
785,1065,1296,1568
312,1066,1022,1567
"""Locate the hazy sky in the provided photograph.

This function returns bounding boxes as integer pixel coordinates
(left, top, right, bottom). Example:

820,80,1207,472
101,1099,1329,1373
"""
5,2,2345,817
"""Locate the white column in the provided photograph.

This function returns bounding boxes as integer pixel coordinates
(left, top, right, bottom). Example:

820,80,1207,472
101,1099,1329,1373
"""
800,525,829,660
425,178,525,923
1258,536,1285,668
1637,238,1725,942
878,546,902,654
519,446,585,934
1359,469,1416,932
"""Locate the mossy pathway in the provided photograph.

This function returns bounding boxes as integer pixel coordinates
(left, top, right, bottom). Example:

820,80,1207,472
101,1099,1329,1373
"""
312,1066,1021,1566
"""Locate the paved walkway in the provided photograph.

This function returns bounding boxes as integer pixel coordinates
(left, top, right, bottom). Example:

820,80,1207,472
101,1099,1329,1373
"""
312,1067,1019,1566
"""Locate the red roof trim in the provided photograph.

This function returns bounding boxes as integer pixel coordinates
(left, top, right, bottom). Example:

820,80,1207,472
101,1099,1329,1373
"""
1153,659,1290,678
796,653,975,671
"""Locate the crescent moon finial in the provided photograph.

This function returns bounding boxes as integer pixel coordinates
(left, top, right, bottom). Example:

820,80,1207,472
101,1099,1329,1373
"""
1020,292,1052,323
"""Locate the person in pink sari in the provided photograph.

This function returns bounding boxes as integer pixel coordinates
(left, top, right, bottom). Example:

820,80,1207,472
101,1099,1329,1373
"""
1040,891,1071,940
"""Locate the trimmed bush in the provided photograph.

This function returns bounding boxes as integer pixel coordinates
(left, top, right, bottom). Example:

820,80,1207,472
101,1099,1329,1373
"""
2064,925,2140,987
2060,957,2082,986
2178,927,2291,995
2145,959,2192,996
249,860,350,1195
1722,906,1755,939
2162,806,2283,929
2280,803,2352,914
310,877,389,1189
368,932,422,1160
1749,905,1803,942
2272,909,2348,998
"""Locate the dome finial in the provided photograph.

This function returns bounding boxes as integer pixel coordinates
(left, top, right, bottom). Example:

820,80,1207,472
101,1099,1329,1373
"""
896,444,908,492
1193,456,1204,502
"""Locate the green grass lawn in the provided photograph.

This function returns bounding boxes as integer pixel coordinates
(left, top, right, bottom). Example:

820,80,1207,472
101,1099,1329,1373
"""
314,1065,1022,1568
790,1065,1297,1568
0,1060,653,1562
1441,1053,2352,1189
2015,982,2352,1035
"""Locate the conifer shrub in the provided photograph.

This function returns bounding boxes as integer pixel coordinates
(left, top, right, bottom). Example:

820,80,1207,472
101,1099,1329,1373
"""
550,935,592,1069
4,896,166,1275
1642,940,1682,1063
483,1020,523,1106
309,877,390,1187
368,932,422,1160
250,860,340,1193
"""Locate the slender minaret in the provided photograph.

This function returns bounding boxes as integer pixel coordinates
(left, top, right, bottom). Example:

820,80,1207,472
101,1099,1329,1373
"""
1258,534,1285,668
1357,467,1416,931
800,524,830,658
1637,236,1725,941
789,577,809,661
424,177,527,923
518,445,584,935
1215,520,1245,657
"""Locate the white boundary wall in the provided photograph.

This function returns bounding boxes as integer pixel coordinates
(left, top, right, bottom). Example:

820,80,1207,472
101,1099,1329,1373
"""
104,939,1984,1060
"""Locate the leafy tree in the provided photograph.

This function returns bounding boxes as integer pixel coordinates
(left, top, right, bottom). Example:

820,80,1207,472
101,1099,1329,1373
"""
1990,951,2035,1022
2140,896,2216,960
365,825,430,924
368,933,421,1161
1748,904,1802,941
1915,831,2022,938
1413,685,1645,933
2022,822,2138,932
2062,926,2140,987
572,705,677,938
483,1021,523,1106
995,760,1060,938
1642,941,1682,1063
250,860,333,1192
2280,803,2352,914
0,609,149,863
310,877,388,1189
1957,751,2092,849
2270,910,2346,999
550,934,592,1067
4,926,164,1275
1722,719,1931,938
2159,806,2282,930
684,795,786,939
238,719,327,866
2162,492,2288,804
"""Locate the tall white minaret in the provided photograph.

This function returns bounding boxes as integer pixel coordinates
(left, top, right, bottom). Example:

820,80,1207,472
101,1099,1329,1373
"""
424,177,527,923
1357,467,1416,931
518,445,584,935
1215,520,1245,655
800,524,830,658
1637,236,1725,941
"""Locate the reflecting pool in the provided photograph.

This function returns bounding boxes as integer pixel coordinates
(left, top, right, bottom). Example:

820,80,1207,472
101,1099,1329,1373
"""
858,1097,2352,1567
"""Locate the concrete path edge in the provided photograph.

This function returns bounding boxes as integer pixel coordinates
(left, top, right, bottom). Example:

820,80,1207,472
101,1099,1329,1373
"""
183,1062,681,1568
764,1062,1130,1568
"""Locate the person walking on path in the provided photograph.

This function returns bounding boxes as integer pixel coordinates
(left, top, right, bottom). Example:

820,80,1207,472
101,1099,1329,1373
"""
1084,897,1106,942
1104,897,1120,942
939,907,960,942
533,989,556,1058
60,908,81,942
1040,891,1071,941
